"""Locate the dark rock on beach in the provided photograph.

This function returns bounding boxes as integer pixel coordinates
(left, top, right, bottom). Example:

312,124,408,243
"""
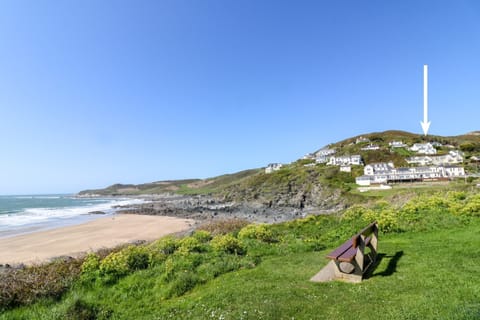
89,211,107,215
116,194,342,224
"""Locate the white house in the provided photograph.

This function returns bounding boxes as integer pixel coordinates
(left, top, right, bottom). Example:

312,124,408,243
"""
364,162,395,176
409,143,437,155
315,155,330,164
356,137,370,144
340,165,352,173
356,175,372,186
389,141,407,148
265,163,283,174
315,148,336,157
303,153,315,160
406,156,433,166
361,144,380,151
328,155,362,166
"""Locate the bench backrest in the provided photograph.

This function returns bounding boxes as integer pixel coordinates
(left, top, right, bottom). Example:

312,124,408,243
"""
352,221,378,248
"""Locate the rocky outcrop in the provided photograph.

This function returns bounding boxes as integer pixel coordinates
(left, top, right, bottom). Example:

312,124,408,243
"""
116,193,344,224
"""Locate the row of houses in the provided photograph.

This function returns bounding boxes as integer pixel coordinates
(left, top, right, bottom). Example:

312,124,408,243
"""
356,162,465,186
406,150,464,166
311,141,441,161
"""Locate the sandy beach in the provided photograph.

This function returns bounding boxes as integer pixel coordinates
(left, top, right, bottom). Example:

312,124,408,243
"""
0,214,195,265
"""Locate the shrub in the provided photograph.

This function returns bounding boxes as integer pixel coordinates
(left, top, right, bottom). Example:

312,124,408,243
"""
150,236,178,255
125,246,152,271
99,245,152,281
342,203,399,233
211,234,245,255
238,224,275,242
367,208,400,233
99,250,130,280
163,253,204,282
459,194,480,217
192,230,212,243
80,253,101,281
448,191,467,201
177,237,205,254
0,259,82,311
342,205,375,222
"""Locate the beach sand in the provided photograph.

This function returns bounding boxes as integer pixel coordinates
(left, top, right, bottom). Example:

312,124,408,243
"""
0,214,195,265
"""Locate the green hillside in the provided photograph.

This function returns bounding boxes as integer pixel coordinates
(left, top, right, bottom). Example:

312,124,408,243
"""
76,130,480,216
78,169,261,196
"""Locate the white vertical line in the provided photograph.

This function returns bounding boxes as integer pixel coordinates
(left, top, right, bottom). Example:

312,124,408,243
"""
424,65,428,122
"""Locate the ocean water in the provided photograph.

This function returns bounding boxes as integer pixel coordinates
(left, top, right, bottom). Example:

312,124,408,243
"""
0,195,144,238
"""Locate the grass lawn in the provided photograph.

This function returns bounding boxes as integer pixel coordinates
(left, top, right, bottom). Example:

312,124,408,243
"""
2,220,479,320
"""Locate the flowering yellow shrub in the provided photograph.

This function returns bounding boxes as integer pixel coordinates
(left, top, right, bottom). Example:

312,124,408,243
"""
99,250,129,278
177,237,204,254
99,245,152,279
192,230,212,243
211,234,245,255
238,224,274,242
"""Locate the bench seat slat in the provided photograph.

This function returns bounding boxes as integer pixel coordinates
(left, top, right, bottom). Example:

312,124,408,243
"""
326,236,373,262
337,246,357,262
326,238,353,260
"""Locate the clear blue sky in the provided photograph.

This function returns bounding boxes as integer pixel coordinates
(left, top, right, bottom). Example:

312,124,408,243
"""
1,1,480,194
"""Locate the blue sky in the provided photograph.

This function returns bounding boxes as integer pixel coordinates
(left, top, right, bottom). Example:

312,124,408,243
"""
1,1,480,194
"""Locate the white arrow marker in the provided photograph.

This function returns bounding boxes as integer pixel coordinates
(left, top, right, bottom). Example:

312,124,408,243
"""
420,64,431,136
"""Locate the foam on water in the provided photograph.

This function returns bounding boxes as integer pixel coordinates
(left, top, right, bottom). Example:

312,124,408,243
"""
0,197,145,236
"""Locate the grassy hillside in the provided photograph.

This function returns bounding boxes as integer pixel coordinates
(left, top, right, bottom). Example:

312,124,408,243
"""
78,169,261,196
78,130,480,210
2,190,480,319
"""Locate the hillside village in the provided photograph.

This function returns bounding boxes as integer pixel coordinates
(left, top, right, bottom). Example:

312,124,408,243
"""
266,133,476,189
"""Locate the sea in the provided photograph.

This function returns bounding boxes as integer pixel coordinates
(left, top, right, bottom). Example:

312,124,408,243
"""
0,194,144,238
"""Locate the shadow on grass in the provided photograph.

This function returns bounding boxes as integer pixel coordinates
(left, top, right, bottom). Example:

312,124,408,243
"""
365,250,404,279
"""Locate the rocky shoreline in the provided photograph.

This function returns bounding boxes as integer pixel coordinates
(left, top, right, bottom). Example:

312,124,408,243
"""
115,193,343,224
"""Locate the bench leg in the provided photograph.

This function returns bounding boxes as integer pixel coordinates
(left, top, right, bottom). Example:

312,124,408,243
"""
332,260,363,283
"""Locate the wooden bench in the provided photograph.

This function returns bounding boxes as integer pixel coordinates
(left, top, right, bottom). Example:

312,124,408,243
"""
325,221,378,283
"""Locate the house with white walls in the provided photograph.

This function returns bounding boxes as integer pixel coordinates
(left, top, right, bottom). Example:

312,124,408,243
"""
409,143,437,155
356,137,370,144
265,163,283,174
315,148,336,157
328,155,362,166
313,148,335,164
389,141,408,148
361,144,380,151
364,162,395,176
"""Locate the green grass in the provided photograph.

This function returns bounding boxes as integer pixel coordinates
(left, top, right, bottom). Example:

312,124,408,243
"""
2,216,479,319
392,147,414,157
156,223,480,319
